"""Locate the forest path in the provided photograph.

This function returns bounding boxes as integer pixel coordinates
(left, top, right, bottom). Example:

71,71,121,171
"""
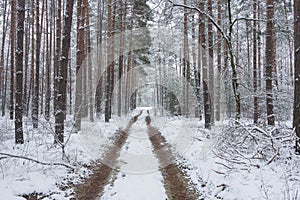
101,116,167,199
74,111,200,200
73,112,143,200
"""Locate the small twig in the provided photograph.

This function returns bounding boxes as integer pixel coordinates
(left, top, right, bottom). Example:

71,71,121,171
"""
213,170,226,175
0,156,8,160
193,137,202,142
266,147,280,165
0,152,75,170
215,161,233,170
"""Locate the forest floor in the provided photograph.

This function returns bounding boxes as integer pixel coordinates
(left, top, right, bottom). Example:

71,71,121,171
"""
0,108,299,199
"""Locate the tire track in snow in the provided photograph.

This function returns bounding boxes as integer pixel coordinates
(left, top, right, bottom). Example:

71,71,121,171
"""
74,112,143,200
146,115,200,200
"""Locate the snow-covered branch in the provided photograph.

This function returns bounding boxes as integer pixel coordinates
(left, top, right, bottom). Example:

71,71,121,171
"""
0,152,75,170
167,0,230,46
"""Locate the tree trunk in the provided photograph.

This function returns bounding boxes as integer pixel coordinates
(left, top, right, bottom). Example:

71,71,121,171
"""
28,0,35,118
227,0,241,120
32,0,42,128
95,0,104,118
118,0,124,117
23,8,30,116
0,0,8,115
192,15,200,118
105,0,113,122
293,0,300,153
55,0,74,144
15,0,25,144
199,1,211,129
54,0,62,121
86,3,94,122
253,0,259,124
196,11,202,120
45,0,51,120
265,0,275,125
257,0,262,89
215,0,222,121
183,0,190,118
208,0,214,125
74,0,85,130
10,0,16,120
82,0,89,118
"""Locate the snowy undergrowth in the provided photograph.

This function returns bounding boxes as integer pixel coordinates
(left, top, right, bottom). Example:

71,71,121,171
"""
160,117,300,199
0,115,122,200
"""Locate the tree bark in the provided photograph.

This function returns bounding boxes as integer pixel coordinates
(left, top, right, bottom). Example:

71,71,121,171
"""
32,0,42,128
54,0,62,117
215,0,222,121
55,0,74,143
23,7,30,116
208,0,214,125
294,0,300,153
15,0,25,144
45,0,51,120
9,0,16,120
74,0,85,130
196,12,202,120
265,0,275,125
118,0,124,117
86,3,94,122
105,0,113,122
199,1,211,129
183,0,190,118
253,0,259,124
0,0,8,114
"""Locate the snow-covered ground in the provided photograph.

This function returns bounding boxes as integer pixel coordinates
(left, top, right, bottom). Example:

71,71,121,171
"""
0,109,299,199
0,116,120,199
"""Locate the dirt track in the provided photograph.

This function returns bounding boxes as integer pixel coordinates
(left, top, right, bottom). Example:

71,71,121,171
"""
147,116,199,200
74,113,200,200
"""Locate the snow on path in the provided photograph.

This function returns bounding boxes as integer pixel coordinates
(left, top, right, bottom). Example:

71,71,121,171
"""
101,119,167,200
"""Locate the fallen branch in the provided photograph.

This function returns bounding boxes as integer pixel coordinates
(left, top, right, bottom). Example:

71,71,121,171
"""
0,152,75,170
